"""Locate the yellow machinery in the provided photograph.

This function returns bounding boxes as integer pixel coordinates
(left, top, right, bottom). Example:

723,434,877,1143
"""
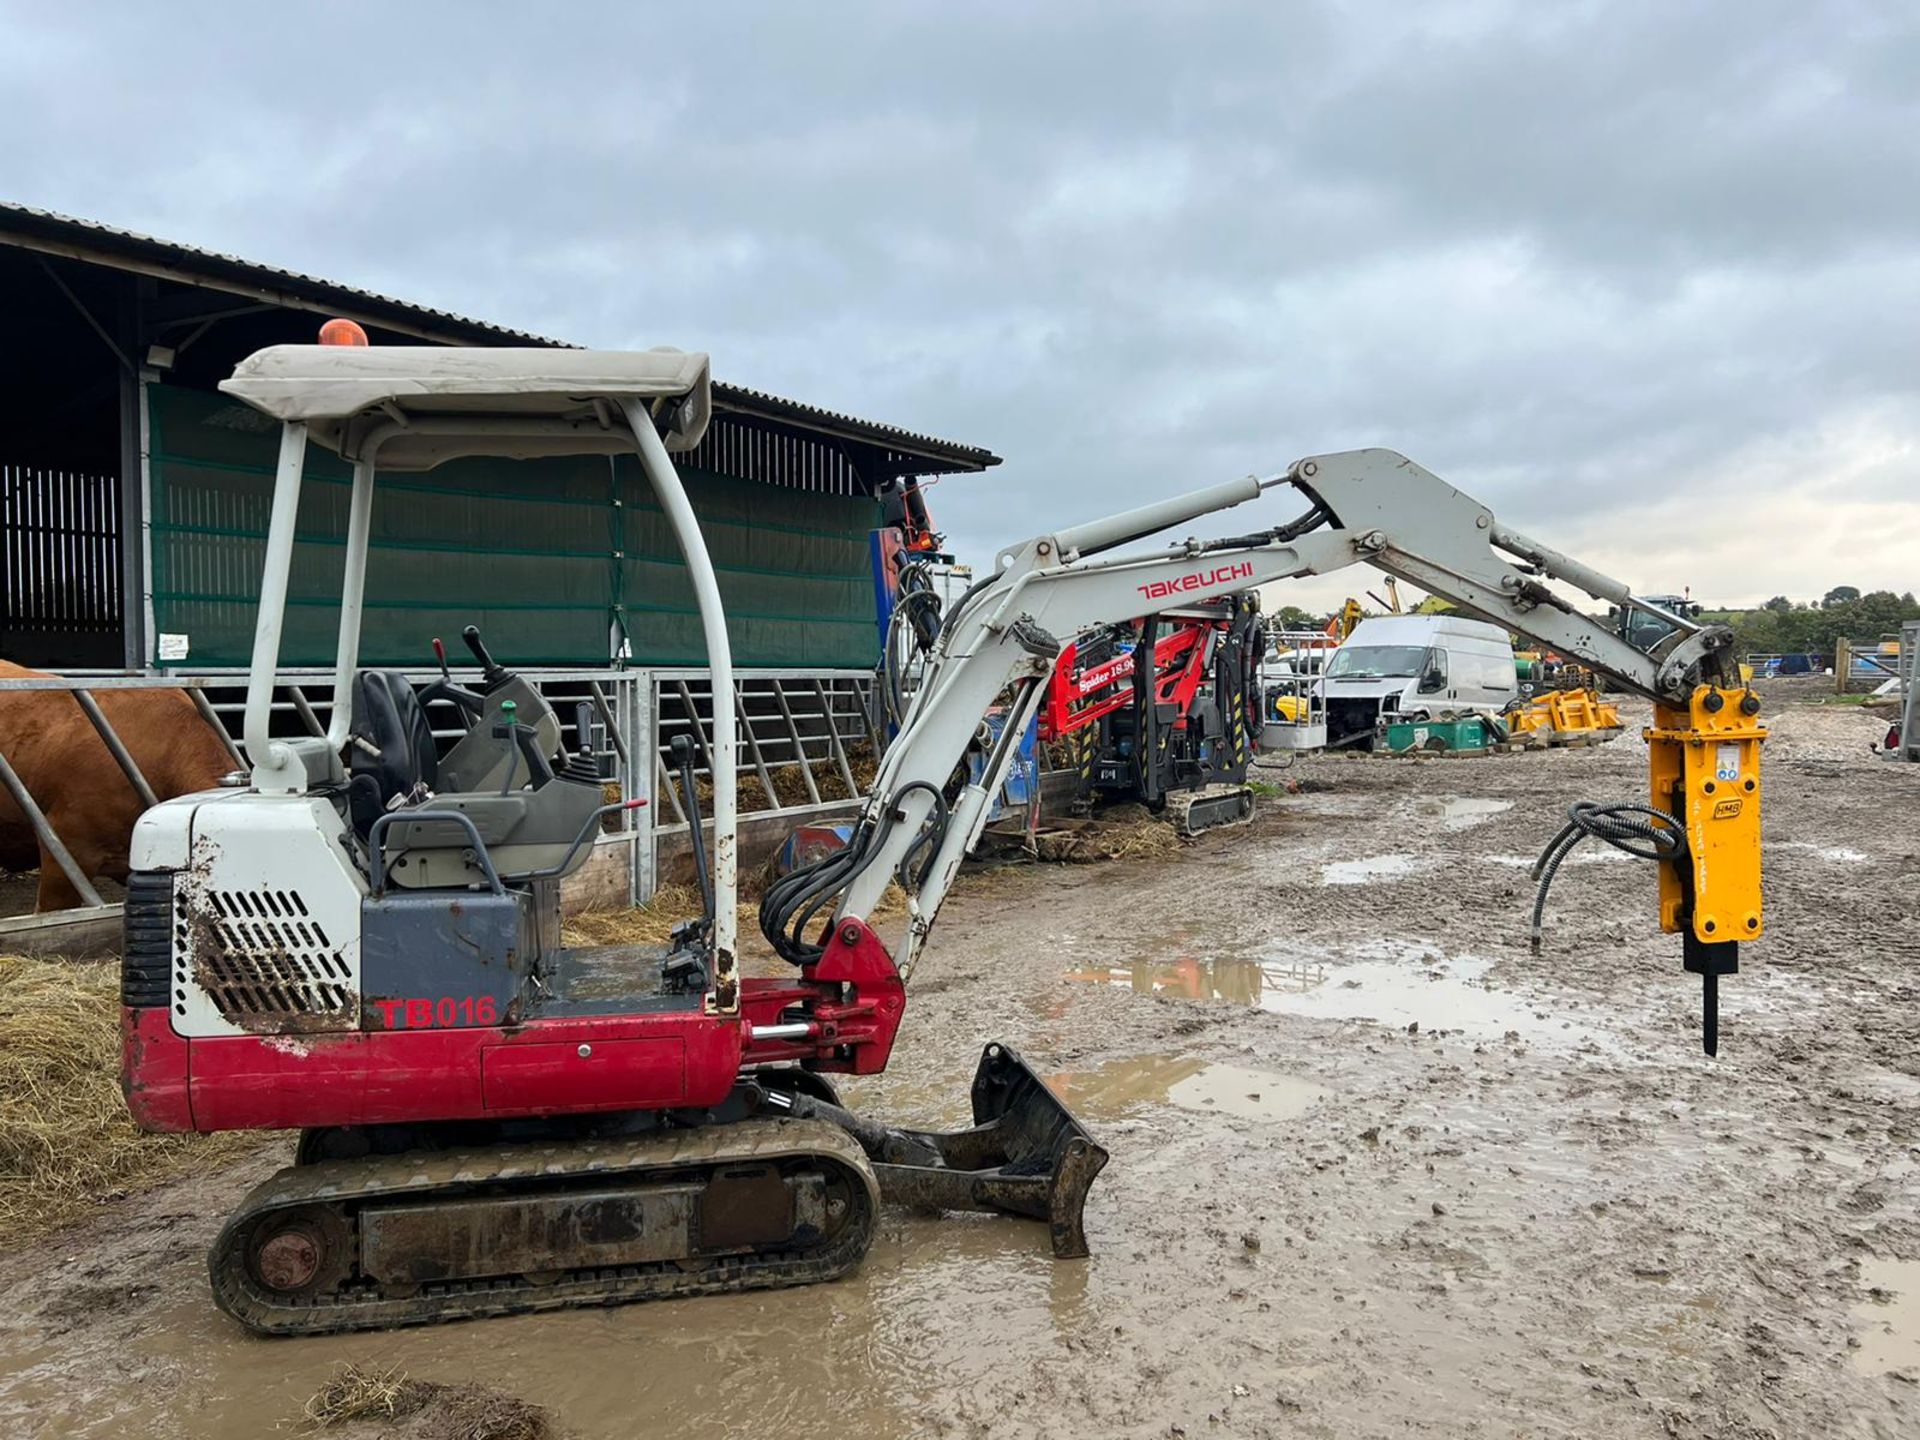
1505,686,1624,744
1648,687,1766,1048
1528,687,1765,1053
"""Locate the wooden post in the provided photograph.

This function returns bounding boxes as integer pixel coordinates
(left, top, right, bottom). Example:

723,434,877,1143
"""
1835,637,1850,694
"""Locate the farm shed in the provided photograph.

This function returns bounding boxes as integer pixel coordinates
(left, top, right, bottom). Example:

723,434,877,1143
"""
0,203,997,673
0,205,998,938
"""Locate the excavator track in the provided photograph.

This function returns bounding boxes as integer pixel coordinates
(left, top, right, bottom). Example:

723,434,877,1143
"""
209,1117,878,1337
1163,783,1255,836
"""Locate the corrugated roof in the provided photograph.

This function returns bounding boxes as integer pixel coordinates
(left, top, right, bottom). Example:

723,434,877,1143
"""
0,201,999,475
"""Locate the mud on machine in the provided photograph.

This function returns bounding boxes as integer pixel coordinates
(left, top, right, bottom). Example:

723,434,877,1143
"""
122,326,1766,1335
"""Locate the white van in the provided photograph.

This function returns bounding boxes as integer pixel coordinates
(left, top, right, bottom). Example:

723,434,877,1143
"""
1319,614,1517,748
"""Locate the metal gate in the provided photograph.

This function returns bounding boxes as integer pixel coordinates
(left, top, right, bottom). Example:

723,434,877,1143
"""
0,464,122,667
0,663,880,954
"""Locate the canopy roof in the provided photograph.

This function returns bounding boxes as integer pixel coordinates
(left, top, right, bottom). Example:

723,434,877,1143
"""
219,344,711,470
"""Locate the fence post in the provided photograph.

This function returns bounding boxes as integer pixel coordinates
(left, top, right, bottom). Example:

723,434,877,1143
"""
71,688,159,809
631,669,657,904
1835,637,1850,694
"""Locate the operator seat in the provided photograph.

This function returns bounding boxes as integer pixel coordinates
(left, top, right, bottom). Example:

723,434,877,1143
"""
347,671,439,835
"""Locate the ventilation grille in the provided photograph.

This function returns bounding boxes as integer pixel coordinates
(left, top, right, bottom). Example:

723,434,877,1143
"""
121,870,174,1008
190,887,355,1025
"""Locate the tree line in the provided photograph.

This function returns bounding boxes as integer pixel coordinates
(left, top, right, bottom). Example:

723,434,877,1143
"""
1260,586,1918,662
1698,589,1919,658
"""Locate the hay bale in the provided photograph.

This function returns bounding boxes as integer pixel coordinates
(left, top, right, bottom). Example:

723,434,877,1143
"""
693,738,882,816
305,1362,554,1439
699,759,842,814
0,953,257,1241
562,879,774,959
560,883,704,949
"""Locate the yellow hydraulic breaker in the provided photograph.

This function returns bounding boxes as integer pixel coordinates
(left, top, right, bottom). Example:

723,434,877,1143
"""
1645,685,1766,1054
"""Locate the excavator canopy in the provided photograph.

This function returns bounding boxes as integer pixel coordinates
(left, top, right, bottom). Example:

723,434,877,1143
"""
219,344,713,469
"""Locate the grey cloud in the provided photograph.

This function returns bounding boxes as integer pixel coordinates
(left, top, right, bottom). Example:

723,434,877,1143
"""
2,0,1915,603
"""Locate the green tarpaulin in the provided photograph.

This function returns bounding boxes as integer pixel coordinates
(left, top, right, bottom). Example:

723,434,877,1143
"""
146,383,881,669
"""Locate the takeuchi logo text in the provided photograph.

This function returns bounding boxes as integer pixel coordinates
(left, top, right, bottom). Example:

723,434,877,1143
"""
1136,561,1254,602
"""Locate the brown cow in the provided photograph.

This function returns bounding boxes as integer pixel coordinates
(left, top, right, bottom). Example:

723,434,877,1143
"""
0,660,238,911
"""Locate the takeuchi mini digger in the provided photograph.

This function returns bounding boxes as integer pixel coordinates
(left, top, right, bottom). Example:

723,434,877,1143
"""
122,326,1767,1335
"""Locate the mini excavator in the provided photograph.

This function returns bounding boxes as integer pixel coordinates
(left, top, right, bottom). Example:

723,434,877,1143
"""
122,333,1763,1335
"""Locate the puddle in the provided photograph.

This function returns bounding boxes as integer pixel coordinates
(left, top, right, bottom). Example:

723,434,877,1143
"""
1853,1257,1920,1376
1611,1291,1723,1360
1280,948,1605,1048
0,1214,1075,1440
1320,853,1424,885
1048,1054,1328,1124
1063,955,1326,1006
1169,1061,1330,1122
1065,939,1612,1051
1413,796,1515,831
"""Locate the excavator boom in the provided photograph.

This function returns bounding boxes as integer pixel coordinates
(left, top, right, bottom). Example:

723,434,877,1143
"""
784,449,1761,1053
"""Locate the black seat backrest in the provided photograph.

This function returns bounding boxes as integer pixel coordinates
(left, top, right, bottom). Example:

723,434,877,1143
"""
348,671,439,834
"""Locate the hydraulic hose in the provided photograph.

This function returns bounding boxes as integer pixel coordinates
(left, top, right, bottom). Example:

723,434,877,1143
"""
758,779,954,965
759,817,879,965
888,780,952,891
1528,800,1685,951
881,566,944,726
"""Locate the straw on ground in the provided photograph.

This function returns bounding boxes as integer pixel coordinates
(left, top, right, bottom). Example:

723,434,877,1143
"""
0,952,257,1240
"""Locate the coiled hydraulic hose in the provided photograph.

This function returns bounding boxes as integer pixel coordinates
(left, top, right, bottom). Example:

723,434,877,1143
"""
760,817,880,965
758,780,953,965
1529,801,1685,951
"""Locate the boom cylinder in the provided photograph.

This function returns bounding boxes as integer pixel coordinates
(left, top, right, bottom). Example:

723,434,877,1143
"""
1489,522,1638,609
1055,475,1264,559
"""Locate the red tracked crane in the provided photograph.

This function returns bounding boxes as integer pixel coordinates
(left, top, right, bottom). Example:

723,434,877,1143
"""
1039,594,1264,831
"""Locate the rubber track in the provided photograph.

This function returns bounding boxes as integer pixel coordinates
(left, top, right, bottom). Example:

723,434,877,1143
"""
209,1117,879,1337
1165,784,1255,836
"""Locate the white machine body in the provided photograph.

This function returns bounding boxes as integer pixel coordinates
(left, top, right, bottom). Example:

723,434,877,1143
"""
131,791,366,1039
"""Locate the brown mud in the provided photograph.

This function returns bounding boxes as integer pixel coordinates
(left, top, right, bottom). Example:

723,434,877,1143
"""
2,687,1918,1438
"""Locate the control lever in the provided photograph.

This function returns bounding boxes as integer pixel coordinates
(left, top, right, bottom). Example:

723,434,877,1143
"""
670,734,716,941
463,625,512,691
573,701,597,769
492,699,555,791
510,726,555,788
420,636,485,726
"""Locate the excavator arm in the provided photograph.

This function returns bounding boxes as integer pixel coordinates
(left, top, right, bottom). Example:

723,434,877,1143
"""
763,449,1761,1054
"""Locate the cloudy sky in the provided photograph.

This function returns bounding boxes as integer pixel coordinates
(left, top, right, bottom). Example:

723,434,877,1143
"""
5,1,1916,612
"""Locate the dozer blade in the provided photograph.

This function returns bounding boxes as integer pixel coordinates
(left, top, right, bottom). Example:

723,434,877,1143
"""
892,1041,1109,1258
1164,782,1254,837
778,1043,1108,1258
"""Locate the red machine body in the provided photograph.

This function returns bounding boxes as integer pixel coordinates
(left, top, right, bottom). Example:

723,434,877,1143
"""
123,919,906,1134
1038,614,1227,744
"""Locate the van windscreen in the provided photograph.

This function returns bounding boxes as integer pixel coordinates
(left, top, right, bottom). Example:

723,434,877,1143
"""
1325,644,1428,679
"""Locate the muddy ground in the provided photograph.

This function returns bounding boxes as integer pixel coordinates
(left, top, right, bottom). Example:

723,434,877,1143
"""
2,686,1917,1438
